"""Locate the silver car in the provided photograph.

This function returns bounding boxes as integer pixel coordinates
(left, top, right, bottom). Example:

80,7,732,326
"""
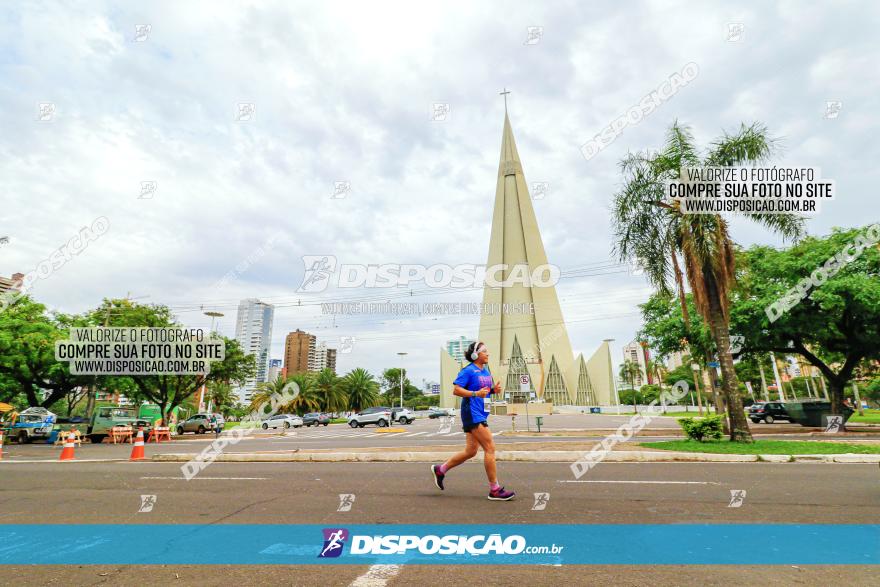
177,413,225,435
347,407,392,428
391,407,415,424
261,414,303,429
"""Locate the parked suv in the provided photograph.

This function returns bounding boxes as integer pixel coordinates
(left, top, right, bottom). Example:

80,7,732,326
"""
177,413,225,435
347,407,392,428
303,412,330,427
391,407,415,425
749,402,791,424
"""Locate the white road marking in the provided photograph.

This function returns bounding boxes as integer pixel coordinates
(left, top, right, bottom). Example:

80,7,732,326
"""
349,564,402,587
140,476,268,480
558,480,721,485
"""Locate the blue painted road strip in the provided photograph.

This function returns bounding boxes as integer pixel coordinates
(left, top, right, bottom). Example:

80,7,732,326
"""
0,525,876,565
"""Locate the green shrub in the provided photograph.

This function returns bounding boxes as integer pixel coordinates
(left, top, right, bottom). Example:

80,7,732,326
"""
677,415,723,442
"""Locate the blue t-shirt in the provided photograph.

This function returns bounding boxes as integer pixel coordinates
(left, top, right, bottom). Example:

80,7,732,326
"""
453,363,494,426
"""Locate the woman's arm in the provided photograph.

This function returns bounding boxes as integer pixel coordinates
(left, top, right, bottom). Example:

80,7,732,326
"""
453,385,489,398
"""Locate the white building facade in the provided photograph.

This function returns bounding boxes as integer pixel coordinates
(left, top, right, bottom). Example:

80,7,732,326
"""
234,298,275,403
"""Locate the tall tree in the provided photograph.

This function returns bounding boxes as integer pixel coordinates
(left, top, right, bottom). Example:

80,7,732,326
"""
730,225,880,419
314,368,347,413
342,368,380,412
618,360,641,390
612,120,805,441
79,300,256,424
281,373,322,415
0,296,90,408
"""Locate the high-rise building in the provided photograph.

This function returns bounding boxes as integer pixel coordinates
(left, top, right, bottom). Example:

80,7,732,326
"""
284,329,337,375
622,340,651,388
0,272,24,294
267,359,283,382
233,298,274,403
446,336,475,364
310,342,328,371
325,347,337,374
439,110,614,407
284,329,315,374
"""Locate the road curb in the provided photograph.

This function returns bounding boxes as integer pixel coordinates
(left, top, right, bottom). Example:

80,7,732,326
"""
149,450,880,464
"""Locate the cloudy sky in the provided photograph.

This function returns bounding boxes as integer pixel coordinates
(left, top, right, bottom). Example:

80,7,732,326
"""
3,0,878,386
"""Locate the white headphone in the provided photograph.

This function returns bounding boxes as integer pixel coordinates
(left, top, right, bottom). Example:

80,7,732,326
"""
470,342,485,361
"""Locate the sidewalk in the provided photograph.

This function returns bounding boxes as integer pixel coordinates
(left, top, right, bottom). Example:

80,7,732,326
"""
150,447,880,464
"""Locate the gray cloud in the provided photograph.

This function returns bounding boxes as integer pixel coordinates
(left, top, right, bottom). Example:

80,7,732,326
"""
2,0,877,382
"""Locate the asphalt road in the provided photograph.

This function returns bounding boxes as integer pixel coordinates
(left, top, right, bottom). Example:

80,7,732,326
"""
4,416,872,461
1,460,877,585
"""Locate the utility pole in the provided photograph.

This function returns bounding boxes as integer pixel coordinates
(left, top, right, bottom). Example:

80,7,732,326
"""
396,352,408,408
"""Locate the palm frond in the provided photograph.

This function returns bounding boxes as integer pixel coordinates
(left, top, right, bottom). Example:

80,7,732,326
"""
748,213,805,243
704,122,778,167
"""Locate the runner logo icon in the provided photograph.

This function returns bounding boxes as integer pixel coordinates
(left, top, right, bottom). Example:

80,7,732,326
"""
319,528,349,558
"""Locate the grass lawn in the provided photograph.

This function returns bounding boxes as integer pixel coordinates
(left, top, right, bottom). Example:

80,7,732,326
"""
849,409,880,424
651,410,716,418
594,410,717,417
640,439,880,454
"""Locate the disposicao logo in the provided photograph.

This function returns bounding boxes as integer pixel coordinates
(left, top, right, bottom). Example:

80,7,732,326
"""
318,528,349,558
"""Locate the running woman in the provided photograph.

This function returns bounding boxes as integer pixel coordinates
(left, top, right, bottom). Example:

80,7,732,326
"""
431,341,515,500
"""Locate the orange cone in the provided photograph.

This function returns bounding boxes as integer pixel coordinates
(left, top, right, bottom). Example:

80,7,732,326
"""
59,431,76,461
130,427,145,461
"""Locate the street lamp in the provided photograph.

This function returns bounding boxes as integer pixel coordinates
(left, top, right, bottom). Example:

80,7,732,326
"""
396,352,408,408
204,311,224,334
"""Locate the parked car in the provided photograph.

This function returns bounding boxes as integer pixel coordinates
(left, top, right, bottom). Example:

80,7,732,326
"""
177,413,225,435
390,407,415,424
748,401,791,424
89,406,152,443
303,412,330,427
261,414,303,429
347,407,392,428
428,408,450,419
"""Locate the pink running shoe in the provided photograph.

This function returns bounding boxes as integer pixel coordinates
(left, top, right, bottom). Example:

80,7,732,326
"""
488,486,515,501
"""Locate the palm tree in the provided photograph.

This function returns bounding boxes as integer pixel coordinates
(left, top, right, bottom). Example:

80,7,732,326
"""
645,359,664,390
341,368,380,412
314,368,347,413
249,378,284,414
613,121,804,442
618,360,641,391
206,381,236,415
280,373,322,415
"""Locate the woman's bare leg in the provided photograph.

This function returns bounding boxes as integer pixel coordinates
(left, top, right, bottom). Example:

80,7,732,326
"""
470,424,497,484
443,428,479,470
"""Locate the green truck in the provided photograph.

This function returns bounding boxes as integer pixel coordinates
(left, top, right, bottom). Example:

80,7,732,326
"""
87,406,153,444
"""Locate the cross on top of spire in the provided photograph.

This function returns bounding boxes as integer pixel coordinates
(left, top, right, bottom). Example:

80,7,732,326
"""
499,87,511,113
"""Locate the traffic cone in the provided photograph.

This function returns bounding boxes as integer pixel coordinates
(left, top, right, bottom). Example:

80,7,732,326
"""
130,427,146,461
59,431,76,461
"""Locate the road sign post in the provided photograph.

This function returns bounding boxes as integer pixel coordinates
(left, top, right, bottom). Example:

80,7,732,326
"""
520,374,531,432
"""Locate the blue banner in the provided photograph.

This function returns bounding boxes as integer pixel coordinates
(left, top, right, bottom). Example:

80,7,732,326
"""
0,524,876,565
